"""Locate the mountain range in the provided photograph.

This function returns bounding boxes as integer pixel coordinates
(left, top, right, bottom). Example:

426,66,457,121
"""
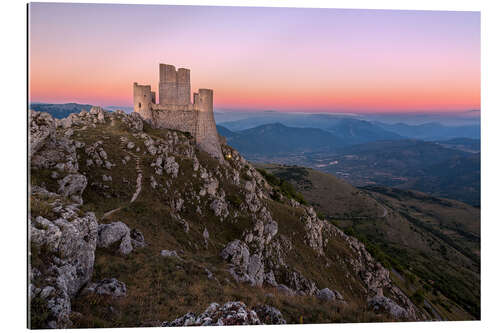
373,122,480,140
217,123,345,155
217,120,403,156
31,103,480,142
215,121,480,206
29,103,481,206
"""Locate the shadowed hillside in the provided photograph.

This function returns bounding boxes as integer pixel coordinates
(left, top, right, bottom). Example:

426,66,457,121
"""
218,123,345,156
258,164,480,320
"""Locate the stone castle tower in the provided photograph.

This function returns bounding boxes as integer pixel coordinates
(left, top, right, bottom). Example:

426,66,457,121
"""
133,64,222,159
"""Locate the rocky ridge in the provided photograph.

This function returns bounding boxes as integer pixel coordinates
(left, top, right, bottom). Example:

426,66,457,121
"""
29,108,421,328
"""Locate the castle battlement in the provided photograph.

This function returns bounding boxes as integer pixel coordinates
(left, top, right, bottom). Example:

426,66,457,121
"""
133,64,222,159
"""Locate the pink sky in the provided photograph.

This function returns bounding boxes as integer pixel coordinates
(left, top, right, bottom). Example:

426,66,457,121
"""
29,4,480,113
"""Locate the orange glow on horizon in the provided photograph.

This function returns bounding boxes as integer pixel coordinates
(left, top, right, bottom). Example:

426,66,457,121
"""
29,4,480,113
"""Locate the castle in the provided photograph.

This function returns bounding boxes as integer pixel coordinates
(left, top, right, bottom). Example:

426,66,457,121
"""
133,64,222,159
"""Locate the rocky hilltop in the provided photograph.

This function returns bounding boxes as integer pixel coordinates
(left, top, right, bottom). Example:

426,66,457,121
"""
29,108,423,328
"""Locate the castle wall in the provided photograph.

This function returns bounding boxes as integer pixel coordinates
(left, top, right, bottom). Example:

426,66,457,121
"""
151,104,196,112
159,64,191,105
133,82,153,120
176,68,191,105
194,89,223,159
151,105,199,136
159,64,178,105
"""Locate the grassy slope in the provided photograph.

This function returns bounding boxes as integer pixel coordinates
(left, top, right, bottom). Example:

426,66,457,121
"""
255,164,382,219
257,164,480,320
360,186,480,319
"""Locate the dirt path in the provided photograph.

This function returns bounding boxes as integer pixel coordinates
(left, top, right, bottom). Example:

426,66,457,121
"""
328,203,388,221
380,205,388,218
102,207,122,219
130,154,142,203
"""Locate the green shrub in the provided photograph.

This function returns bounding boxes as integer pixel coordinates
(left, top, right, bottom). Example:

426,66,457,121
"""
411,290,425,305
227,194,243,207
256,169,307,204
241,173,252,181
257,168,280,186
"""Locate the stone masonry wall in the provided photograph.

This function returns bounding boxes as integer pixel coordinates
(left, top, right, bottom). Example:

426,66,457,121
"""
150,95,223,160
196,110,223,159
134,83,154,120
151,106,199,137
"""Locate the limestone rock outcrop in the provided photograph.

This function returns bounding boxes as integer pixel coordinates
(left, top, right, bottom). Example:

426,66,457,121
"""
57,174,87,205
30,110,56,156
368,295,410,319
162,302,264,326
29,188,98,328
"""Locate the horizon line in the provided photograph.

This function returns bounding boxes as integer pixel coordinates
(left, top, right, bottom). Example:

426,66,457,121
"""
29,101,480,116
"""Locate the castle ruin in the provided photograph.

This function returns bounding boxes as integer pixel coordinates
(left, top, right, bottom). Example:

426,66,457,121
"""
133,64,222,159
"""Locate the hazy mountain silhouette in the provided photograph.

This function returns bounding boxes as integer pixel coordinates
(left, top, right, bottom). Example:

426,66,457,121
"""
217,123,345,155
373,121,480,140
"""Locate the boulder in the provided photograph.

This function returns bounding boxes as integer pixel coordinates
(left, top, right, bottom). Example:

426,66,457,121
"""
210,198,229,218
89,106,101,115
276,284,295,296
89,106,106,123
161,250,180,259
39,286,56,299
244,180,256,192
205,179,218,196
97,222,133,256
221,240,250,268
203,227,210,248
29,111,55,156
61,113,80,129
368,295,409,319
282,270,318,296
164,156,179,177
57,174,87,205
316,288,344,302
84,278,126,297
253,305,286,325
130,228,146,248
127,112,144,131
221,240,267,286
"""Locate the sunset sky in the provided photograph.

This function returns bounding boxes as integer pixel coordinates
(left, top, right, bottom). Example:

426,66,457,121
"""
29,3,480,113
